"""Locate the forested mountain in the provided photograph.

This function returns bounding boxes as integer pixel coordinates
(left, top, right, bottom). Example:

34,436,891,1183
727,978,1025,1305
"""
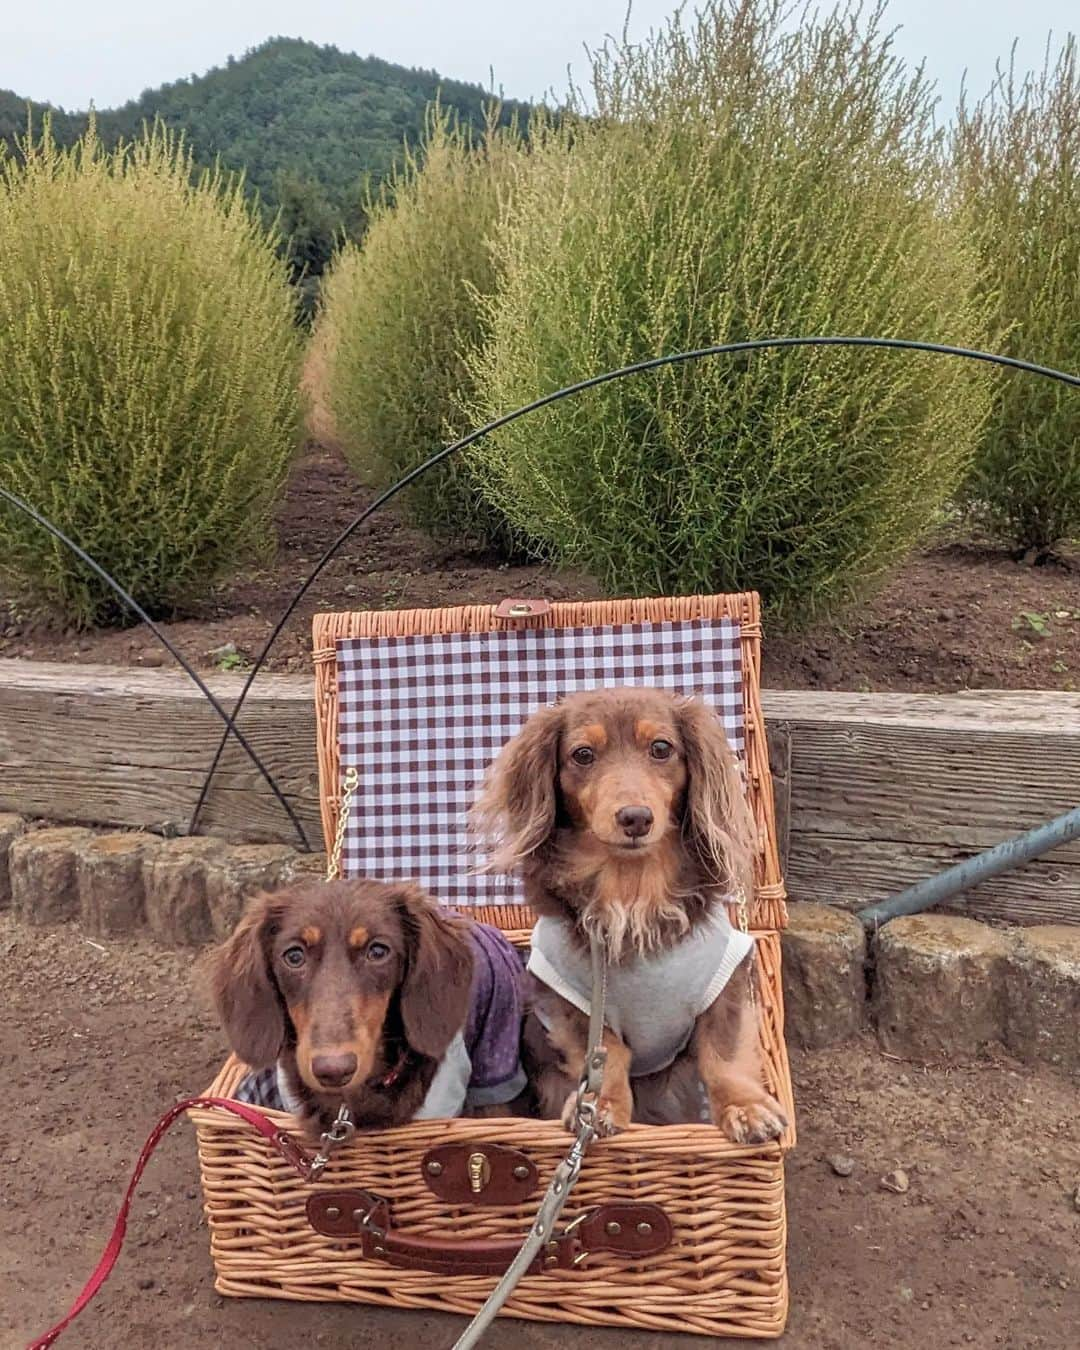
0,37,531,288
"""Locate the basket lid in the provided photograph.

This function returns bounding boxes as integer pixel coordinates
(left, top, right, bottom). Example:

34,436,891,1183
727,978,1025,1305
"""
331,614,746,909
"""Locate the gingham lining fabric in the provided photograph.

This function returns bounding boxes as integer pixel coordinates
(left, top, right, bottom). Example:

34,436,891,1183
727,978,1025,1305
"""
335,617,744,907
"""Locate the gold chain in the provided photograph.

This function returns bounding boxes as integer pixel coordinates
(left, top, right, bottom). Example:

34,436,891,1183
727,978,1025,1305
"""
734,883,759,1012
735,884,750,934
326,766,359,881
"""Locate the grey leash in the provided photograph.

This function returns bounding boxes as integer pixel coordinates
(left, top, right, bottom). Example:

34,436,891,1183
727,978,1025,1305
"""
450,934,609,1350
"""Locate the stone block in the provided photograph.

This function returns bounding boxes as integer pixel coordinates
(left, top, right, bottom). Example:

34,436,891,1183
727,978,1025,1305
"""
874,914,1011,1060
781,902,867,1049
9,827,96,925
284,850,328,884
1004,925,1080,1074
143,837,223,947
76,832,152,937
0,813,27,908
203,842,296,940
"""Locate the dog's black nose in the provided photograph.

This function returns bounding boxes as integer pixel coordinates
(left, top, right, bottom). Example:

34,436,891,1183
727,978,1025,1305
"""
311,1052,358,1087
616,805,654,838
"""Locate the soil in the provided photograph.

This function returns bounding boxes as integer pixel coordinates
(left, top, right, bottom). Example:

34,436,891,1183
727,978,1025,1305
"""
2,910,1077,1350
3,445,1080,694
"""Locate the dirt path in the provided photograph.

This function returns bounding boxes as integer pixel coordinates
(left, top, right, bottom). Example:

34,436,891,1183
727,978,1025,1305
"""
5,445,1080,696
2,911,1077,1350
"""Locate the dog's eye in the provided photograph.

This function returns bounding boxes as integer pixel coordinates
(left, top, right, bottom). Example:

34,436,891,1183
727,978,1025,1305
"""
570,746,596,767
281,945,306,969
650,739,674,761
366,941,391,962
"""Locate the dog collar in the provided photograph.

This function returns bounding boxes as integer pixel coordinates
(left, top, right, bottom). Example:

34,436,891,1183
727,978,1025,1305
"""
367,1044,414,1091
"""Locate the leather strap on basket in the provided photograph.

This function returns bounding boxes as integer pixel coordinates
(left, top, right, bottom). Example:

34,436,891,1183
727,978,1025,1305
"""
308,1190,671,1275
26,1096,317,1350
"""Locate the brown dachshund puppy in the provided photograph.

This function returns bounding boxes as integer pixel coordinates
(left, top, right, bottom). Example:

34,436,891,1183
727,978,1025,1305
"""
472,687,787,1146
211,878,527,1138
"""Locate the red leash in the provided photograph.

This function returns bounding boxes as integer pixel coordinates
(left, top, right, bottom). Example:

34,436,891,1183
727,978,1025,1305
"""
27,1097,315,1350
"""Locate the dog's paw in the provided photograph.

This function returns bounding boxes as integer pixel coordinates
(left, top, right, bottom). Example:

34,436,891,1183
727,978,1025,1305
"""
716,1094,787,1145
560,1090,631,1137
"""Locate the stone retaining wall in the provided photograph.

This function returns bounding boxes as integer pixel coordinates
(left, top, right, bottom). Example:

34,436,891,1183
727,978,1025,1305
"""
2,812,1077,1075
1,812,325,946
781,902,1080,1075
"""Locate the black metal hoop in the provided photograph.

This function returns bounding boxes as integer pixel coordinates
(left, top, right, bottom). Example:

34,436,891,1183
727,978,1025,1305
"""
187,334,1080,841
0,485,311,848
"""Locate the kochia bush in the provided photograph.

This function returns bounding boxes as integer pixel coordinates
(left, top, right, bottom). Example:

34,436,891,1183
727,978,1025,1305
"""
0,122,301,625
318,106,521,549
954,38,1080,551
464,1,993,623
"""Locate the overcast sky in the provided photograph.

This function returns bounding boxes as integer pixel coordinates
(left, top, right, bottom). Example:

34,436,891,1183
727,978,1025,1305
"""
1,1,1075,116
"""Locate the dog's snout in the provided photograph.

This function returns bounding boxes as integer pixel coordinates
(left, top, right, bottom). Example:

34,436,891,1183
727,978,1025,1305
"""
310,1052,358,1087
616,805,654,838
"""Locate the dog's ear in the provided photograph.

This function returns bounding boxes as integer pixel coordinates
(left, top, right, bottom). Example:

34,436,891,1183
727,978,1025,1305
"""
209,891,286,1069
676,697,756,897
470,703,564,871
395,885,474,1060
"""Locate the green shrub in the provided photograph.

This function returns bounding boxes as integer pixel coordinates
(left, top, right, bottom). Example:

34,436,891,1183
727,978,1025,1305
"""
463,1,993,623
317,105,521,548
954,38,1080,550
0,120,301,626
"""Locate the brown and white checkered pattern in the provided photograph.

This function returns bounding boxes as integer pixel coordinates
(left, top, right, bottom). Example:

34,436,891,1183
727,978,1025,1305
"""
335,618,744,907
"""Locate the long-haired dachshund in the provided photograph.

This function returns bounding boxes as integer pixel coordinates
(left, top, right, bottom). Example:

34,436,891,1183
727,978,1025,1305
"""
472,686,787,1145
211,878,526,1137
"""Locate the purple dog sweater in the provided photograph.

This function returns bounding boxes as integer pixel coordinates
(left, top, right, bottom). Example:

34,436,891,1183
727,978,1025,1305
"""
234,921,526,1117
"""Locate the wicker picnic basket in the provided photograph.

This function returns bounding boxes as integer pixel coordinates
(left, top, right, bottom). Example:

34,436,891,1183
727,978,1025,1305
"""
191,593,795,1338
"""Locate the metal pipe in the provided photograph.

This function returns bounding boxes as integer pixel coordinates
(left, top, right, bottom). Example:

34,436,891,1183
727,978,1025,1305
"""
856,805,1080,929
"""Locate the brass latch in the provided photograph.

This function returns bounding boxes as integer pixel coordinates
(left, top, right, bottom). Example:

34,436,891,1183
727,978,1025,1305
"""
421,1142,538,1204
467,1151,492,1194
494,597,552,622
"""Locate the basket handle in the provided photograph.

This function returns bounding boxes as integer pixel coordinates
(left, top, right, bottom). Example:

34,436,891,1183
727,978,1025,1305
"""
307,1189,671,1276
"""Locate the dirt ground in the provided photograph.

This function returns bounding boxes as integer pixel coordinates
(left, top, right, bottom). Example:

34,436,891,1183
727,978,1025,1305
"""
1,910,1076,1350
4,445,1080,694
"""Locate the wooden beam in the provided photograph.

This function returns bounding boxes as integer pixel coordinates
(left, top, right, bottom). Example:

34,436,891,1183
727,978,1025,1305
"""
763,689,1080,924
1,663,1078,925
785,834,1079,928
766,723,792,875
0,662,320,848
